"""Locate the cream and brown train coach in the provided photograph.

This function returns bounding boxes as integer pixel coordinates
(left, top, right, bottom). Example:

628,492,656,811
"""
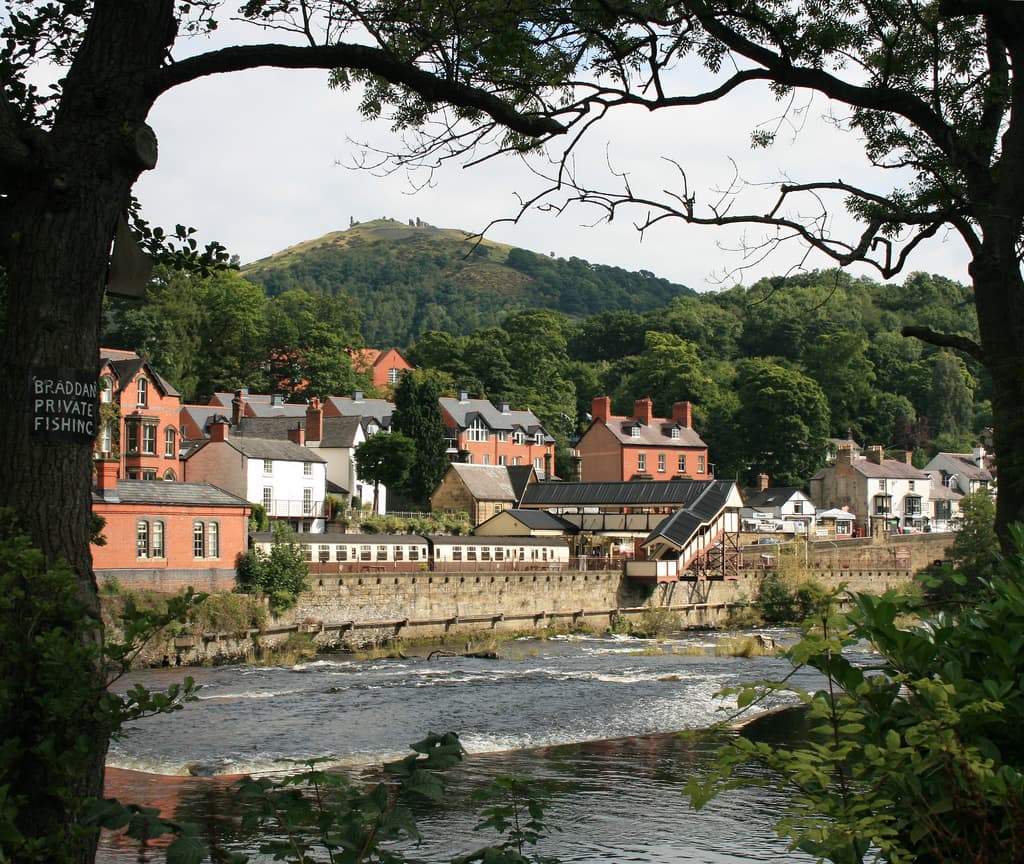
249,532,571,574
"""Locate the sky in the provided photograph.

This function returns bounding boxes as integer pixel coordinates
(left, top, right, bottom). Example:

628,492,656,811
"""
132,20,973,294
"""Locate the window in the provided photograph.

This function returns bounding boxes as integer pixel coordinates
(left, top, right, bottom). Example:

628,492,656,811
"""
164,426,176,457
136,376,148,407
637,452,647,472
303,488,313,516
935,499,952,520
136,521,149,558
360,545,372,561
496,431,508,443
513,457,521,465
452,545,462,561
193,521,205,558
141,423,157,455
498,455,508,466
534,456,542,470
534,432,543,446
905,497,922,516
793,501,804,514
394,545,404,561
100,377,112,403
124,418,140,454
303,462,313,477
207,522,219,558
495,546,505,561
467,418,489,442
262,487,273,511
151,520,165,558
908,480,916,491
481,546,491,561
677,454,687,473
482,454,490,465
263,459,273,475
698,455,706,474
163,468,176,481
873,494,892,515
630,425,640,438
305,545,313,562
99,422,113,455
836,520,852,536
387,367,400,384
513,430,525,445
319,544,330,563
409,545,420,561
467,546,477,561
670,427,680,439
657,453,666,473
376,545,387,561
336,545,348,561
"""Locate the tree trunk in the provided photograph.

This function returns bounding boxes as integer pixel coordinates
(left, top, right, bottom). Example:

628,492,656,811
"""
0,3,177,860
969,234,1024,549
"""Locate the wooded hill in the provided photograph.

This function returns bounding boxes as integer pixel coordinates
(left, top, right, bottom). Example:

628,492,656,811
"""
240,218,695,346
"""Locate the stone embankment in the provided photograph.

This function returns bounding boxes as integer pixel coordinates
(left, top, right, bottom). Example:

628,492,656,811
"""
125,532,955,666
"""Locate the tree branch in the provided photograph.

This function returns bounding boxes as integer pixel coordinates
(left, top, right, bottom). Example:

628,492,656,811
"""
148,42,565,139
902,325,985,361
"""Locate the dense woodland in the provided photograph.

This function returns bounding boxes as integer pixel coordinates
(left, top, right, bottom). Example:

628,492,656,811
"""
103,223,985,489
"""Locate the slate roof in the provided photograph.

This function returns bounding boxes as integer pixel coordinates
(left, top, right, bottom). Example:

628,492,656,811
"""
180,404,225,436
507,465,537,502
931,452,994,481
188,436,326,463
444,463,517,501
521,479,720,508
588,416,705,448
812,458,930,482
325,395,393,427
439,396,554,441
481,509,578,532
93,480,249,508
428,534,567,547
742,486,808,508
641,481,739,548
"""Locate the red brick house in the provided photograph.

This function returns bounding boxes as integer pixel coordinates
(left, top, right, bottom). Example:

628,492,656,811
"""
91,459,250,593
439,393,556,476
575,396,711,482
97,349,182,480
348,347,414,391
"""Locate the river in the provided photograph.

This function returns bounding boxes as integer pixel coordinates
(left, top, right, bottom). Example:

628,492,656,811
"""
101,630,826,863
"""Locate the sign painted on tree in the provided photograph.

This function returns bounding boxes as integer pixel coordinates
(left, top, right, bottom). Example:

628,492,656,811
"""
30,368,98,442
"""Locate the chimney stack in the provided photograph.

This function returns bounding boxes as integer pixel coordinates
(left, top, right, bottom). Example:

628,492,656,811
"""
633,397,654,425
902,450,914,465
306,397,323,443
231,389,245,425
973,446,986,468
591,395,612,423
95,458,120,495
287,424,306,446
672,400,692,428
210,417,229,442
837,445,854,466
867,445,885,465
757,473,769,492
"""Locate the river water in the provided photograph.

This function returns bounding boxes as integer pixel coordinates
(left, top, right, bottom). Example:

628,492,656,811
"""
101,631,824,863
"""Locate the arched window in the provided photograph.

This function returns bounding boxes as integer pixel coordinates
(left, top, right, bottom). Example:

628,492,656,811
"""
100,376,113,403
193,521,205,558
163,468,176,481
136,376,148,407
152,521,165,558
136,520,149,558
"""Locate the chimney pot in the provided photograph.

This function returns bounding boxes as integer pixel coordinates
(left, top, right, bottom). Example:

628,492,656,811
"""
287,424,306,446
867,445,884,465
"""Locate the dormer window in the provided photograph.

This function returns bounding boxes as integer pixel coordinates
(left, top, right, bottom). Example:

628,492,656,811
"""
467,417,489,442
630,425,641,438
513,429,525,445
100,376,112,403
670,427,680,439
136,376,148,407
534,432,544,446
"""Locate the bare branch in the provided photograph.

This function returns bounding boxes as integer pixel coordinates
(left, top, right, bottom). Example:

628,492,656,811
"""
148,42,565,139
902,325,985,361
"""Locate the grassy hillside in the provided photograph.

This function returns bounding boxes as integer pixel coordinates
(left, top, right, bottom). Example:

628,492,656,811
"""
241,218,694,346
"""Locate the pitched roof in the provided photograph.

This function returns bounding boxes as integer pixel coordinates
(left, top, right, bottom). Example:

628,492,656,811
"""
479,509,578,532
930,452,994,481
506,465,537,502
439,396,553,440
852,459,930,480
428,533,567,547
742,486,808,508
325,395,394,426
521,479,719,508
444,463,517,501
188,436,326,463
93,480,250,508
593,416,706,449
251,531,423,545
101,356,180,398
640,481,740,548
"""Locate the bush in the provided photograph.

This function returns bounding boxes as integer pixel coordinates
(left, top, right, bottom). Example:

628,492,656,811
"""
189,592,266,637
236,523,308,614
632,606,681,638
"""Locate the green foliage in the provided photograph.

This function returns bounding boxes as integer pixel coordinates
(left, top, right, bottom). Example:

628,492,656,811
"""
188,592,267,638
354,432,418,511
236,523,309,614
392,371,450,503
756,574,831,625
943,488,1001,598
631,606,682,638
689,526,1024,863
461,774,560,864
